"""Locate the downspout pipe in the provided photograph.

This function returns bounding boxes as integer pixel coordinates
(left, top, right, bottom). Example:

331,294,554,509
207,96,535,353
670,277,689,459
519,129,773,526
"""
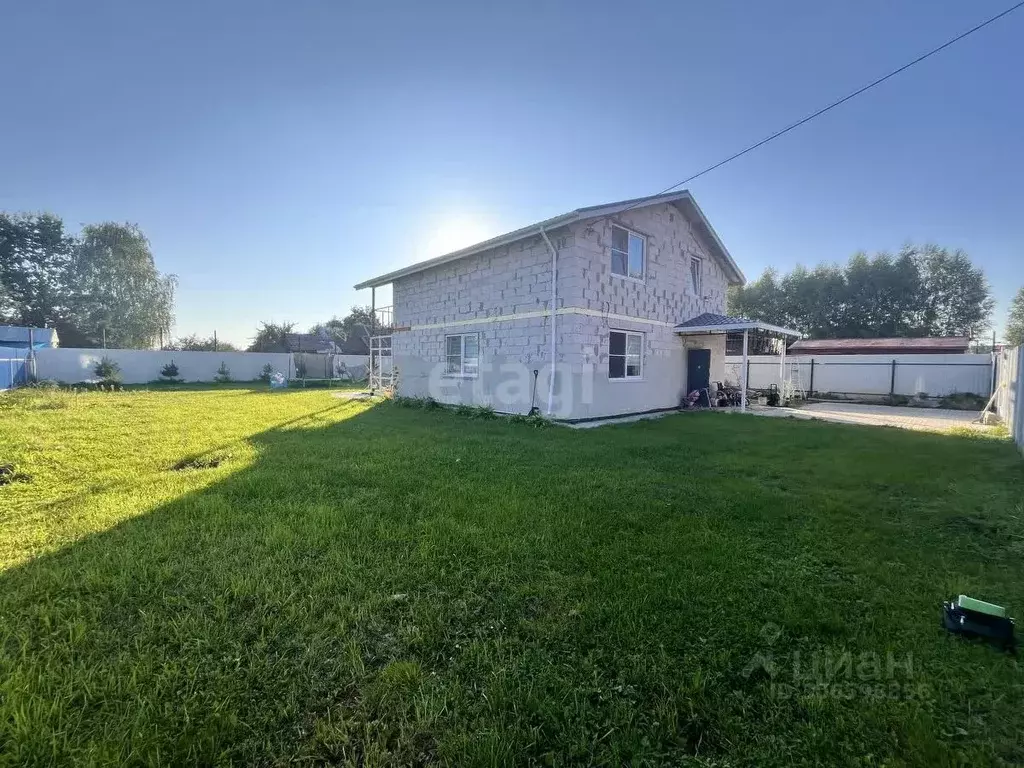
538,225,558,416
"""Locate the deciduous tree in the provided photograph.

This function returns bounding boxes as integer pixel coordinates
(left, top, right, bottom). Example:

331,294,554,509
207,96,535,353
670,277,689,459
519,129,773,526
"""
1006,287,1024,347
728,244,993,339
0,212,76,328
70,222,177,348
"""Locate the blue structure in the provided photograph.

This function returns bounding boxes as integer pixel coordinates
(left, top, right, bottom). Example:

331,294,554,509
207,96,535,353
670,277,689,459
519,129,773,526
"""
0,325,59,350
0,346,28,390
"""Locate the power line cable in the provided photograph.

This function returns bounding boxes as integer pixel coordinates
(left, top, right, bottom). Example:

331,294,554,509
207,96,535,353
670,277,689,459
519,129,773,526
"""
610,1,1024,219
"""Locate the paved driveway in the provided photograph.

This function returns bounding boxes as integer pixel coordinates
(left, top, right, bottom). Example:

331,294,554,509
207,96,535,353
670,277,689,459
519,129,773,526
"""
753,402,987,433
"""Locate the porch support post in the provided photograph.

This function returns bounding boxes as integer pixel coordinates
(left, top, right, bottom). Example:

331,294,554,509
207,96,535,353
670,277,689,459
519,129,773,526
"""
741,328,749,413
369,286,376,395
779,334,787,395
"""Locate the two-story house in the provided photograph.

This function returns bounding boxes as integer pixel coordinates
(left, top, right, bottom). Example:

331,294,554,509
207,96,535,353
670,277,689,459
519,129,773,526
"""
354,190,775,421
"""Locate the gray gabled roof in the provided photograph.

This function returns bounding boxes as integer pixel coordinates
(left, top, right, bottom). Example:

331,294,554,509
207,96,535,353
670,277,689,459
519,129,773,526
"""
353,190,746,289
674,313,801,337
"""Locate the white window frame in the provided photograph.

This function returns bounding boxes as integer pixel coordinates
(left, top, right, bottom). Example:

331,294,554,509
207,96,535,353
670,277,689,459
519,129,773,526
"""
610,224,646,282
690,255,703,296
608,330,644,381
445,332,480,377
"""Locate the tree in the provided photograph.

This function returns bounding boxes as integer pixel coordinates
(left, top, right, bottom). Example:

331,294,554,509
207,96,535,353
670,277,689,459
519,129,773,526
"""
1006,287,1024,347
70,223,177,348
166,334,239,352
308,306,377,354
0,212,76,328
911,244,994,338
728,244,993,340
247,321,296,352
727,267,787,327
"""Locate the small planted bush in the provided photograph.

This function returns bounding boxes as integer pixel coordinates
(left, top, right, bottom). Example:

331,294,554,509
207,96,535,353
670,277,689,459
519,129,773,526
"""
214,362,232,384
471,405,497,419
160,360,181,382
508,412,554,428
259,363,275,383
94,356,122,389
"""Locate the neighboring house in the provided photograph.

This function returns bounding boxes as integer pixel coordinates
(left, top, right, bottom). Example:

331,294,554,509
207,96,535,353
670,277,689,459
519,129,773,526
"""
354,190,758,420
284,331,338,354
788,337,970,355
0,325,59,350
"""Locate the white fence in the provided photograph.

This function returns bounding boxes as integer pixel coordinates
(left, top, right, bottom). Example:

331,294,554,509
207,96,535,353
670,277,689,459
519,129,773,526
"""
724,353,993,399
994,346,1023,453
33,348,296,385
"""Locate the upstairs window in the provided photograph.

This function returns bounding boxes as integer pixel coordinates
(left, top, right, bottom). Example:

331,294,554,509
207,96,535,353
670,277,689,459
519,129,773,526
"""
445,332,479,377
690,255,703,296
611,225,645,280
609,330,643,379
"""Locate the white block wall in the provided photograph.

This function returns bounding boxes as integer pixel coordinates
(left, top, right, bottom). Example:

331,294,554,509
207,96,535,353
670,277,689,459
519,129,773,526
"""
724,353,993,398
562,202,730,322
391,200,737,419
33,348,294,385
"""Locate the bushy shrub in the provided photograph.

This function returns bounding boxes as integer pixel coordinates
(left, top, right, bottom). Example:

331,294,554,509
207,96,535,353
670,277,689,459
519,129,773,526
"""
94,356,122,387
508,412,554,428
259,363,275,383
214,362,232,384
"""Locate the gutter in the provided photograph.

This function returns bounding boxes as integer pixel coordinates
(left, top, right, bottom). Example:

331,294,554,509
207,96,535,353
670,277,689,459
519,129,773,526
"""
538,225,558,415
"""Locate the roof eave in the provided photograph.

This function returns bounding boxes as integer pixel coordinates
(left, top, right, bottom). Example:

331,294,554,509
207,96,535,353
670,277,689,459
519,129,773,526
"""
674,320,802,337
353,211,577,290
352,189,747,289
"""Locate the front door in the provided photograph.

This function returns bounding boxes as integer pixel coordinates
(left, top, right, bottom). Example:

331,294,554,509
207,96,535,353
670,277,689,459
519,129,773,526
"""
686,348,711,393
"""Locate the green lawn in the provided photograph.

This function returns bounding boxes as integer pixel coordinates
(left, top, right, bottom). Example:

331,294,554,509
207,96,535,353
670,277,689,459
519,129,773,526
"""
1,386,1022,766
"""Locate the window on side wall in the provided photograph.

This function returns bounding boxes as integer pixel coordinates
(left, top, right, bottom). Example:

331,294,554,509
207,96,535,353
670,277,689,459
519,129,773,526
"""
690,255,703,296
611,225,645,280
609,330,643,380
445,332,480,377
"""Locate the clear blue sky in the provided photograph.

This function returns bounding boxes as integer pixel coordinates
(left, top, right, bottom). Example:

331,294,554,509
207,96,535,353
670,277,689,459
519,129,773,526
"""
3,0,1022,347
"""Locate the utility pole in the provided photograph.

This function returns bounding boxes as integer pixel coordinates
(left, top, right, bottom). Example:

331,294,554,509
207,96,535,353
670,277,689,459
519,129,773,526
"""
213,330,218,353
102,326,106,349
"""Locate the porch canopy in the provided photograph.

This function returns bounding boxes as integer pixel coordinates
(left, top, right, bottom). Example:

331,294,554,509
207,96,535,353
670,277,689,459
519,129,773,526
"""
673,313,802,412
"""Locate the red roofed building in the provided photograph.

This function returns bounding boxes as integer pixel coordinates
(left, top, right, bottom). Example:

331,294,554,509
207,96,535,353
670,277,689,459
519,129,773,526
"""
787,337,970,355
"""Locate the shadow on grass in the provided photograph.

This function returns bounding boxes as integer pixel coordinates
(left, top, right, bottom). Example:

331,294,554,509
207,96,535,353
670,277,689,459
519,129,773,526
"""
1,404,1023,765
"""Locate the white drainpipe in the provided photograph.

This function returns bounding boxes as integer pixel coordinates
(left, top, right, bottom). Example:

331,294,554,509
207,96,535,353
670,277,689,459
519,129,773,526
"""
538,226,558,415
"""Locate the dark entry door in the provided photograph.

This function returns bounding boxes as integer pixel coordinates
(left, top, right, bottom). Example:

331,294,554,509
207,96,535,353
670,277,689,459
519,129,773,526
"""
686,348,711,393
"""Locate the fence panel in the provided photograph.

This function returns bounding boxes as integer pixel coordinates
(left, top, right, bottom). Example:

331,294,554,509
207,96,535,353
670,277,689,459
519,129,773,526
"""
994,345,1023,453
0,347,28,390
33,349,294,384
724,353,993,398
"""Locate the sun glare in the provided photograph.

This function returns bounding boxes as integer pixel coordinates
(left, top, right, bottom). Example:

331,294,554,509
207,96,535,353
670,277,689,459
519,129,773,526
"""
422,216,495,258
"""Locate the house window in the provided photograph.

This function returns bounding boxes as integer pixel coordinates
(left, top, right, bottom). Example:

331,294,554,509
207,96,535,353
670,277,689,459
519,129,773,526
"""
609,330,643,380
445,332,479,376
690,255,702,296
611,225,645,280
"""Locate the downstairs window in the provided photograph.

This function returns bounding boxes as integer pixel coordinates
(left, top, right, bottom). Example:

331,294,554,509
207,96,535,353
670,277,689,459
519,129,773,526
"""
445,332,480,377
609,331,643,380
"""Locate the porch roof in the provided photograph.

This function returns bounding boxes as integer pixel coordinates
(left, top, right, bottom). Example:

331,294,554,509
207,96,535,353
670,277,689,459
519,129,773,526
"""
673,312,801,338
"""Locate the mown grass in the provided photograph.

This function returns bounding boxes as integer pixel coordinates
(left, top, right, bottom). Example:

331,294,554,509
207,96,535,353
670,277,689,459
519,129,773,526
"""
1,386,1023,766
